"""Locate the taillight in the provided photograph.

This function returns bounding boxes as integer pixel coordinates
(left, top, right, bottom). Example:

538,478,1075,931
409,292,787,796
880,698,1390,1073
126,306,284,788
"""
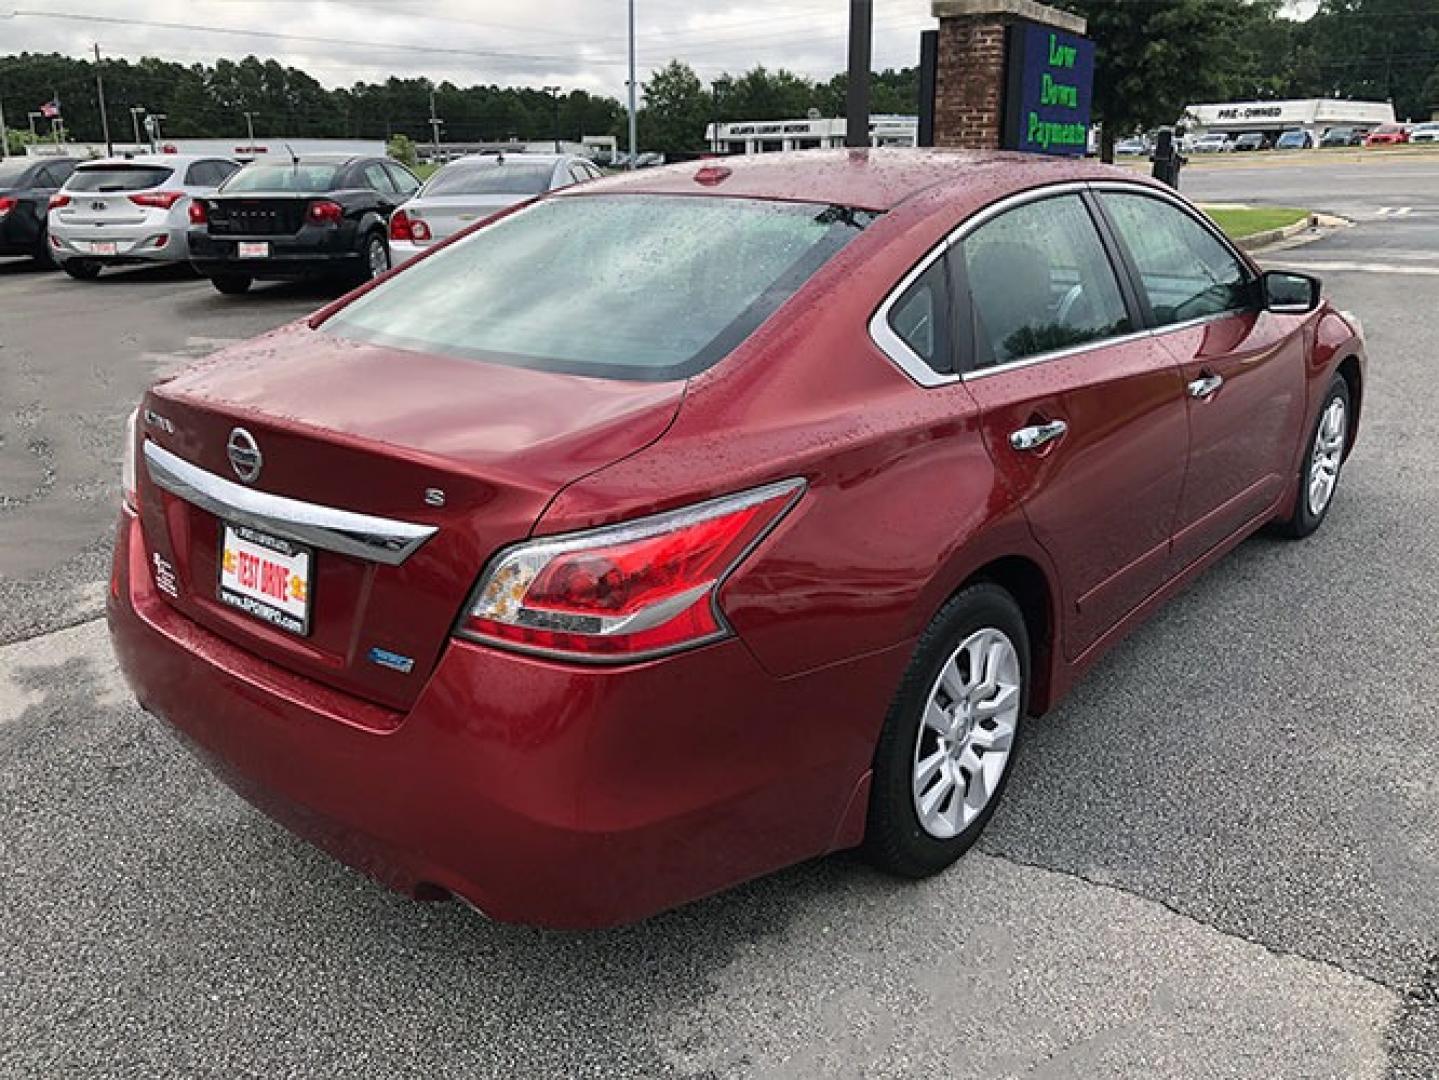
410,218,431,241
48,194,71,210
0,196,14,218
130,191,185,210
121,409,139,511
307,199,343,224
389,209,412,241
188,200,208,225
459,479,805,661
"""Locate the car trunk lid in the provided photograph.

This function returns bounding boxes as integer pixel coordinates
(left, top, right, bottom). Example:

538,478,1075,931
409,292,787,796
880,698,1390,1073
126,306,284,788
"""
135,322,685,711
205,195,315,236
405,194,521,243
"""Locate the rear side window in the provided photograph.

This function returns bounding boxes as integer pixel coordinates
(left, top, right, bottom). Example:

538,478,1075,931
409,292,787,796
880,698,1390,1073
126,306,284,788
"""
385,164,420,196
889,260,951,373
958,194,1131,367
422,161,554,197
362,162,398,194
221,164,340,193
325,195,873,381
66,165,173,192
1099,192,1252,326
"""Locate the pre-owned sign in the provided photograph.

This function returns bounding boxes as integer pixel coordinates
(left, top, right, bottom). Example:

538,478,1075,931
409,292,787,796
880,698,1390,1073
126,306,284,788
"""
1002,21,1095,156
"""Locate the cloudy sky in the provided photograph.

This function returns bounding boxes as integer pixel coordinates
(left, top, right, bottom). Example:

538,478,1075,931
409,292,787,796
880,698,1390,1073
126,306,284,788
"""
2,0,952,97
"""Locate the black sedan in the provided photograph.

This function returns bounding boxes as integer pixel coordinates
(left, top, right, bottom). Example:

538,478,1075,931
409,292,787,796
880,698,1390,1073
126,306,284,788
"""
0,156,80,267
188,155,421,295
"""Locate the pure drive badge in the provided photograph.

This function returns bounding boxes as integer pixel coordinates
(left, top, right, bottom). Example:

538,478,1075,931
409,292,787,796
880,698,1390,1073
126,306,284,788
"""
368,647,416,675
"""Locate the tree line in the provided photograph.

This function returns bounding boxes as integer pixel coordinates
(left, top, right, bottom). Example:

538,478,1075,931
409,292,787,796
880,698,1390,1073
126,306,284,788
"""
2,0,1437,159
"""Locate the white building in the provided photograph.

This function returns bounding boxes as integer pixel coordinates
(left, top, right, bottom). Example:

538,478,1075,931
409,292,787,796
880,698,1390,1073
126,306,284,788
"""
1182,99,1396,140
24,138,386,160
705,115,918,155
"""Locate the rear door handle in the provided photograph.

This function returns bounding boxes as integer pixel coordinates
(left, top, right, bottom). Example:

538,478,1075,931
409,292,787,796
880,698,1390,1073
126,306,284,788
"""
1010,419,1069,451
1187,373,1224,399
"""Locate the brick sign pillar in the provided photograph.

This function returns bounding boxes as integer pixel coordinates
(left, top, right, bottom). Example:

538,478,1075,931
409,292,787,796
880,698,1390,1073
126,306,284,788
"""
932,0,1088,149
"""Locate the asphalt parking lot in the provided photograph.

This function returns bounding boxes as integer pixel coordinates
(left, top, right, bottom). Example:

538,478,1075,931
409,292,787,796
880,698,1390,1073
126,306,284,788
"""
1,158,1436,1078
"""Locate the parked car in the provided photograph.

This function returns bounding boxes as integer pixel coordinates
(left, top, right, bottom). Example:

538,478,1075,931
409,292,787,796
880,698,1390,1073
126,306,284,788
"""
1274,129,1313,150
0,155,80,266
188,154,421,294
1407,121,1439,144
1191,133,1233,153
110,150,1365,928
1233,132,1267,151
1114,136,1149,156
48,154,240,280
1320,126,1363,148
389,152,601,265
1363,124,1409,147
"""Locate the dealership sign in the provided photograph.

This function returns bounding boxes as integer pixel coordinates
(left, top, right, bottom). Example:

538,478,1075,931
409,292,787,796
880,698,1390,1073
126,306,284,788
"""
1002,21,1095,156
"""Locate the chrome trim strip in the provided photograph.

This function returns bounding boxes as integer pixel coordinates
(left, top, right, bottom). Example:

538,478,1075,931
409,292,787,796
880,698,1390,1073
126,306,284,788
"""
868,178,1257,388
143,441,438,567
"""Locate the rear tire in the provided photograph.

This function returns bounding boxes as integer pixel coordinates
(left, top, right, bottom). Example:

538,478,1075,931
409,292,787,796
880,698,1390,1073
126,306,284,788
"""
62,259,101,280
1277,374,1350,539
358,230,390,283
210,273,253,295
864,583,1029,879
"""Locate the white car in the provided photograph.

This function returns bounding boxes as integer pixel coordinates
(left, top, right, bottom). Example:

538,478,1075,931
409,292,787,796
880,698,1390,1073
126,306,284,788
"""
388,153,603,265
1409,122,1439,144
1191,133,1234,153
49,154,241,279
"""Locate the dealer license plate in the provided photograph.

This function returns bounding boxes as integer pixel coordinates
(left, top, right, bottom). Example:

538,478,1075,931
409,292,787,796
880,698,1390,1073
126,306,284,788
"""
218,524,313,636
238,241,270,259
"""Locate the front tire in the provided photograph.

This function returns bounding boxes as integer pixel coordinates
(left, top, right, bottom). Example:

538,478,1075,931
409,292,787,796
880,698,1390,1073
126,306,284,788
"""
62,259,101,280
210,273,253,295
864,583,1029,878
1278,374,1350,539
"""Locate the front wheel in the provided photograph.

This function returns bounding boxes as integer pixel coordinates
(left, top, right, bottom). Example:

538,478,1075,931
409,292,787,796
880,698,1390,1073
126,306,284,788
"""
62,259,101,280
864,583,1029,878
1277,374,1351,539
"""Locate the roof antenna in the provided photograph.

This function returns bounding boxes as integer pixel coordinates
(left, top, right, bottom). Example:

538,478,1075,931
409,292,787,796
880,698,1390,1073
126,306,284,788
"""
283,142,299,166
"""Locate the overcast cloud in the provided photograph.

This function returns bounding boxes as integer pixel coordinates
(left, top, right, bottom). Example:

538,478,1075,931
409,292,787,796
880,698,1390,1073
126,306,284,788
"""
2,1,944,98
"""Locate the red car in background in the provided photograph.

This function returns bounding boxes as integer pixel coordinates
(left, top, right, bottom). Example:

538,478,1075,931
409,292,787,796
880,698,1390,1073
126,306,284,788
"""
109,150,1366,927
1363,124,1409,147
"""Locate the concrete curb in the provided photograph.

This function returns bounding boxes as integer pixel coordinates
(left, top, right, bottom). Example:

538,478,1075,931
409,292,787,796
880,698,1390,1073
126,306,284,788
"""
1238,214,1321,252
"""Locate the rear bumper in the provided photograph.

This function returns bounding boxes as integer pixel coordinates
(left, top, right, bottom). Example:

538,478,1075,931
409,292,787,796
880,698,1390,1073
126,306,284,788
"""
0,212,44,254
50,220,191,264
388,239,431,267
107,509,896,927
189,227,362,279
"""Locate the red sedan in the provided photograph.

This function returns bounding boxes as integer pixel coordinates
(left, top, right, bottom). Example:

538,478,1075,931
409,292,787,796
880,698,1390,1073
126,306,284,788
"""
109,151,1366,927
1363,124,1409,147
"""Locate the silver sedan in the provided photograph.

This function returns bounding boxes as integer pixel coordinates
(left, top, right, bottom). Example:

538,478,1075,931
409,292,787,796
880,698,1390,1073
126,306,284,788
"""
48,154,241,280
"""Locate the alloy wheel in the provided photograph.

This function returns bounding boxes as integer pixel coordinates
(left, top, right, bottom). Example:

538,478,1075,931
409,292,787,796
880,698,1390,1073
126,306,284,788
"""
1308,397,1347,517
367,237,390,279
911,627,1021,839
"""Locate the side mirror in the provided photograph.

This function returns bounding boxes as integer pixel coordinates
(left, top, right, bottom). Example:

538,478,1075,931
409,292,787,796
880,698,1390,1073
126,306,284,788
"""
1262,270,1321,314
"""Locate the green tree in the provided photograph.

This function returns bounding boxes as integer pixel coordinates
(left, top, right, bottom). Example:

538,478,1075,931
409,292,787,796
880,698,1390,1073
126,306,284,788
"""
386,133,417,166
638,60,711,156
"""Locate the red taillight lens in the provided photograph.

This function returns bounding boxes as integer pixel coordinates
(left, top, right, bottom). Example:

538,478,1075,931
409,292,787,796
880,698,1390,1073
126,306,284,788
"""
188,200,208,225
459,479,805,661
307,199,343,224
0,196,14,218
410,218,431,241
129,191,185,210
48,194,71,210
389,208,412,241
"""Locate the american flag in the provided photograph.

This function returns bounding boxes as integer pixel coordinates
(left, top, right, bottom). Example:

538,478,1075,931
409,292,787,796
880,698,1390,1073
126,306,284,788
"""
39,98,61,119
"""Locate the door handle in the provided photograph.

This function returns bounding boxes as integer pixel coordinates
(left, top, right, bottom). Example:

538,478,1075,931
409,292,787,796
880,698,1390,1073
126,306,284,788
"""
1010,419,1069,452
1187,373,1224,399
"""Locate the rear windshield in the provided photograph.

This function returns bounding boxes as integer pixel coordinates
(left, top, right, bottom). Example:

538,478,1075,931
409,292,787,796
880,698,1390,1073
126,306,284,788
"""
424,161,553,197
66,165,173,192
221,163,341,193
324,194,873,381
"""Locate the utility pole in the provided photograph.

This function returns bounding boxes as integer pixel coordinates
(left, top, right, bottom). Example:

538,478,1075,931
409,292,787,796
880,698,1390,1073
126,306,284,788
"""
627,0,638,168
0,97,7,160
94,44,113,156
130,106,145,147
243,110,259,146
544,85,562,153
428,89,444,161
28,111,41,137
845,0,873,149
148,112,166,150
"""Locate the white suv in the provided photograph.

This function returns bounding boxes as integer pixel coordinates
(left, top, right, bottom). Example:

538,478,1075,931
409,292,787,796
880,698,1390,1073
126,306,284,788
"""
49,154,240,280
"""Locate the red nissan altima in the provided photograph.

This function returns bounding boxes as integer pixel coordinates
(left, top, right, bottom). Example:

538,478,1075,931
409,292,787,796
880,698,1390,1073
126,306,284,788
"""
109,150,1365,927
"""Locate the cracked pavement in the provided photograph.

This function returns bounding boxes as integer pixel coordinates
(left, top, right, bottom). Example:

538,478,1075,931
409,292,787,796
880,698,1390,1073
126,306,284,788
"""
1,160,1436,1078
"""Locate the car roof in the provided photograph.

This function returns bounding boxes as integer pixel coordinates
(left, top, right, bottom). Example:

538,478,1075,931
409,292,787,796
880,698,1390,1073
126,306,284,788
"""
444,153,569,167
564,148,1114,213
77,154,227,168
